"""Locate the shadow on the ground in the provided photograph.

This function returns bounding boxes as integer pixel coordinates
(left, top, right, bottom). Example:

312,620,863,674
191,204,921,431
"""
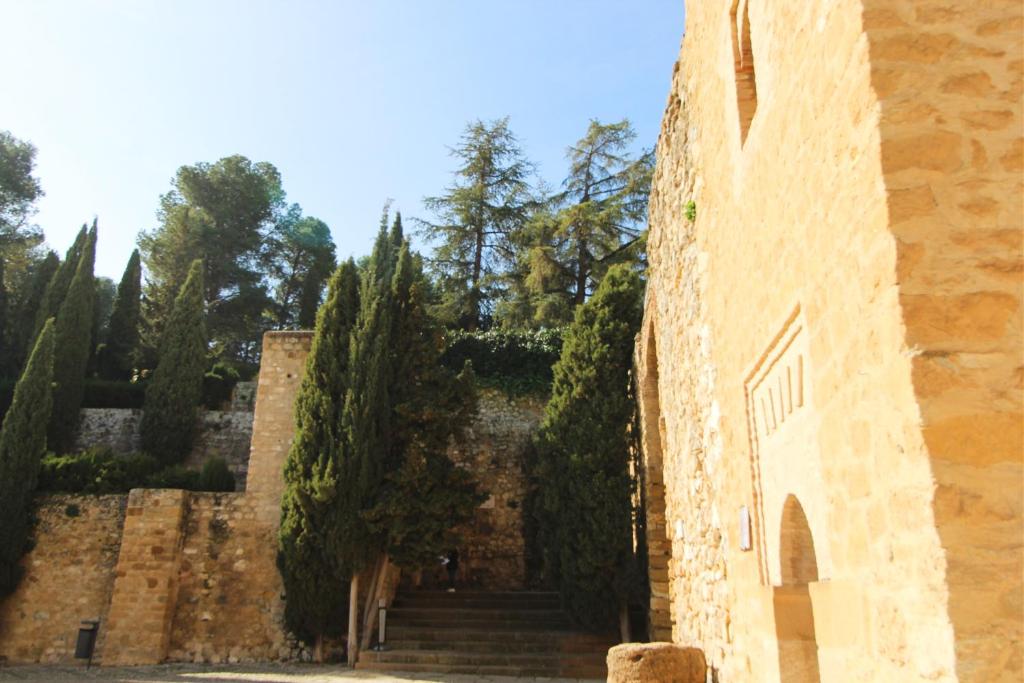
0,663,594,683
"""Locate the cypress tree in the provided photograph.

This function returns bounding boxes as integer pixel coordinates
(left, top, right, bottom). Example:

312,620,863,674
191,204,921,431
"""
11,251,58,372
140,259,207,465
278,259,359,654
364,241,482,568
97,249,142,380
335,220,397,577
0,258,7,375
533,263,643,629
47,225,97,453
0,319,56,595
32,224,87,340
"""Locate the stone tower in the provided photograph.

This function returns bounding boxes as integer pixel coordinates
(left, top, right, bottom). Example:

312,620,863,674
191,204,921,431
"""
638,1,1021,681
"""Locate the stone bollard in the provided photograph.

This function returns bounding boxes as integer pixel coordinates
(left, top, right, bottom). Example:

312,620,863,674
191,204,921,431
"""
607,642,707,683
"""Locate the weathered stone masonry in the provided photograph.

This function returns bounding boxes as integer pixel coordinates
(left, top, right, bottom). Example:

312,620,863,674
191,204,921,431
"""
0,331,543,663
638,2,1021,682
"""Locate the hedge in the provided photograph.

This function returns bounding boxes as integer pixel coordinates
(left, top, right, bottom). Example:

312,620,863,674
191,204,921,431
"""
36,448,234,494
81,380,146,409
440,328,563,395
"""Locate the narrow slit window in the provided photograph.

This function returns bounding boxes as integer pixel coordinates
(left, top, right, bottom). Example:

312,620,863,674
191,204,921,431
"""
731,0,758,144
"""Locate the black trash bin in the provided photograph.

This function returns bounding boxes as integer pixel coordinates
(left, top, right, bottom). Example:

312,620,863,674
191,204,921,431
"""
74,620,99,667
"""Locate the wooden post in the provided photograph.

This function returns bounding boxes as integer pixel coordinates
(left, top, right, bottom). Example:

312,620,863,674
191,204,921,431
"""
361,554,391,651
619,602,632,643
362,555,384,632
347,574,360,666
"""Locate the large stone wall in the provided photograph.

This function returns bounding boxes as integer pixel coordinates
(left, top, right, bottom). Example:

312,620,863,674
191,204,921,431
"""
639,2,1021,682
74,409,254,486
447,388,544,590
168,493,298,663
0,495,127,664
0,330,545,665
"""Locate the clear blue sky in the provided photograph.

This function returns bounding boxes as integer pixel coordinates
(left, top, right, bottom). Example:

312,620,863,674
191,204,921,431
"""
1,0,684,280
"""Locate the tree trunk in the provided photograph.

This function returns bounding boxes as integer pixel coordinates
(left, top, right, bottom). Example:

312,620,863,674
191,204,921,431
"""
574,235,589,307
469,224,484,331
347,574,360,667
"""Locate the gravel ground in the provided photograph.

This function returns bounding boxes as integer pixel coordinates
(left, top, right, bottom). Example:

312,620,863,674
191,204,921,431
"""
0,663,602,683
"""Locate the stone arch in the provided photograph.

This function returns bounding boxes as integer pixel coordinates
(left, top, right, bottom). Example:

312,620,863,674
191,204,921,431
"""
637,322,674,641
773,494,821,682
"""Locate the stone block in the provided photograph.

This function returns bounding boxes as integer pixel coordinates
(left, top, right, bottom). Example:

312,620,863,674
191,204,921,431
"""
606,643,706,683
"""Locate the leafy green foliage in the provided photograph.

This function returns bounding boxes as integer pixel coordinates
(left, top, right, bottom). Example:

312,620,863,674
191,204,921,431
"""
140,260,207,465
7,251,57,375
32,226,86,346
440,328,561,394
532,264,644,628
138,155,284,362
37,449,161,494
198,456,235,492
202,361,240,409
0,319,55,596
48,224,97,453
419,118,533,330
0,131,44,288
279,258,359,644
363,445,484,569
507,119,653,325
268,205,336,329
37,448,233,494
280,213,480,645
97,249,142,380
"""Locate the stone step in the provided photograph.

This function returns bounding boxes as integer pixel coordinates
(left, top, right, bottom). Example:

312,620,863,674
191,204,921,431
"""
389,610,569,626
401,590,560,600
387,625,615,647
356,660,606,679
358,649,607,678
386,638,616,655
393,596,562,609
387,616,573,631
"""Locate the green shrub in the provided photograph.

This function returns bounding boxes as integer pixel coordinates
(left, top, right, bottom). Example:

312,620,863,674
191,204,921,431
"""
145,464,200,490
81,380,146,409
202,362,240,410
198,456,235,492
37,448,232,494
440,328,562,395
37,449,161,494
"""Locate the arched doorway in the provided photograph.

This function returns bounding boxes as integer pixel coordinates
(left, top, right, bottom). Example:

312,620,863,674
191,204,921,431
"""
773,495,821,682
639,329,673,641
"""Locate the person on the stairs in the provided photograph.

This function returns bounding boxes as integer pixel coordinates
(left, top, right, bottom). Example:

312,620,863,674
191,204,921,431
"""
445,548,459,592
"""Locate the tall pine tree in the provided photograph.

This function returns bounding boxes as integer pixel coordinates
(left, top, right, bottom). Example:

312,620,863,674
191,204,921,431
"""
140,259,207,465
0,319,55,595
47,224,96,453
97,249,142,380
533,264,643,629
419,118,533,330
278,259,359,656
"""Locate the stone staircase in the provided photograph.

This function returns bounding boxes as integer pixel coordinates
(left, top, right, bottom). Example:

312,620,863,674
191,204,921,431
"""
356,589,616,678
